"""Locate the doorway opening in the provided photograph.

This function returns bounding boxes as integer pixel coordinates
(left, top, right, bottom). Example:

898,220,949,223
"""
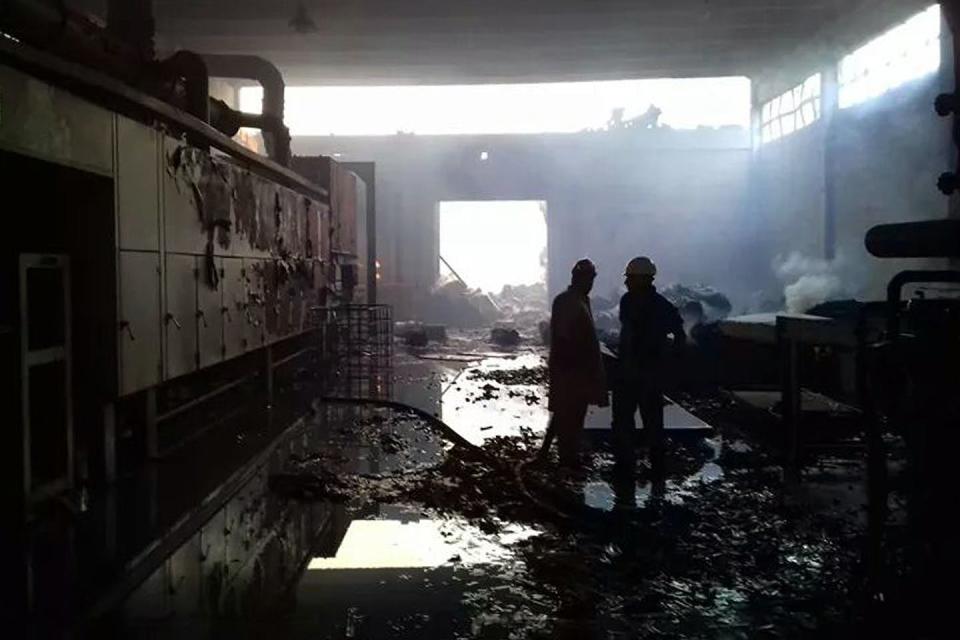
438,201,548,314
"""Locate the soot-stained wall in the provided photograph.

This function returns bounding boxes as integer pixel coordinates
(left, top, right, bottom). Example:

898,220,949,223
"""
294,128,753,316
755,71,951,307
751,0,955,310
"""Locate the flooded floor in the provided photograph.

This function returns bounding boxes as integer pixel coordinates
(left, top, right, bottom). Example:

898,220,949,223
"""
23,332,935,637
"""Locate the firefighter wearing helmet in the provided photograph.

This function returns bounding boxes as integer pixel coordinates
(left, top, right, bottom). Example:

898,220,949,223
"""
615,256,685,486
541,258,608,468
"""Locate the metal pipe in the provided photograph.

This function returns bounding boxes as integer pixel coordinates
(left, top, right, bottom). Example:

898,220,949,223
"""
886,270,960,337
201,54,285,119
866,219,960,258
153,50,209,122
0,0,146,80
200,53,291,165
0,35,326,200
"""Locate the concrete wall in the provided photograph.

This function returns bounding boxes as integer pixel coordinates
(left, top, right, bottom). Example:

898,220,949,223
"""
831,74,952,294
750,2,955,307
294,128,753,316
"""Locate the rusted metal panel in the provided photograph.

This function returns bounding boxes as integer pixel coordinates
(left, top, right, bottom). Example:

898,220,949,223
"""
320,202,331,266
230,168,262,257
261,259,281,344
117,250,162,395
246,258,267,349
201,161,234,255
197,257,224,368
116,117,160,251
164,254,198,379
221,257,246,359
289,278,305,333
0,63,113,174
162,137,207,255
334,165,358,255
0,40,326,200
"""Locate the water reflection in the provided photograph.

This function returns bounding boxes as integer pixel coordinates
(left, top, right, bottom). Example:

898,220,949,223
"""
309,506,539,571
392,350,550,444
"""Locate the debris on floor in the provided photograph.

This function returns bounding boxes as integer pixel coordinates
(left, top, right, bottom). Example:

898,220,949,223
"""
490,325,522,347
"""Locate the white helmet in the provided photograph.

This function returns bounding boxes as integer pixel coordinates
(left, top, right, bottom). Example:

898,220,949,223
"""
625,256,657,277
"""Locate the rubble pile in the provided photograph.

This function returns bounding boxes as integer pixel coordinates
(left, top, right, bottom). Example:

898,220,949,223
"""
395,321,448,346
489,282,549,328
661,283,733,321
267,385,877,637
588,284,732,340
490,325,522,347
422,281,502,328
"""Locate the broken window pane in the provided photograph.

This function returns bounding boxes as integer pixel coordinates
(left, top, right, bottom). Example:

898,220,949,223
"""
760,73,821,145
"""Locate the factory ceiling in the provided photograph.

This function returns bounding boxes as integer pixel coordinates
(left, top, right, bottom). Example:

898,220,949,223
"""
79,0,934,84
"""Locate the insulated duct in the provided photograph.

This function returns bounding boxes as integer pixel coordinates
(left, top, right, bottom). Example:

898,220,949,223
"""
154,50,210,122
201,54,291,166
2,2,291,167
865,219,960,258
0,0,145,81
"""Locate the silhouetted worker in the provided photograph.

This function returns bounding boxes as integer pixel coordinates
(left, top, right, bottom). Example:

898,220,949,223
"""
613,257,685,483
541,259,608,467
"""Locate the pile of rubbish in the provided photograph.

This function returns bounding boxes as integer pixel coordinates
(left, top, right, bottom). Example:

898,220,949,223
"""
395,321,448,347
422,280,502,328
420,279,550,332
490,325,522,347
466,365,548,387
490,283,549,328
661,283,733,323
590,283,732,339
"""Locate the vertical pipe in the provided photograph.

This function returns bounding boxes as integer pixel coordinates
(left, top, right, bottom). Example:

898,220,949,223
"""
777,317,802,485
821,65,839,261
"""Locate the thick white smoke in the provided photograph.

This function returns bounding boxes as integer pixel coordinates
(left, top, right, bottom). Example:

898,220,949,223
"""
783,274,844,314
773,252,853,314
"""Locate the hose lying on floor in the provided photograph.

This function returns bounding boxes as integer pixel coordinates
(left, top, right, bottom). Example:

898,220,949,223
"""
298,396,585,522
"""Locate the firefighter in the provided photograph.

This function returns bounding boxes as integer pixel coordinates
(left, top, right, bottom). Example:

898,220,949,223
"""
541,259,608,467
613,257,685,480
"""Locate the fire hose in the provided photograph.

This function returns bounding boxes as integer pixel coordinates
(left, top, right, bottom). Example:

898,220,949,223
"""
309,396,584,523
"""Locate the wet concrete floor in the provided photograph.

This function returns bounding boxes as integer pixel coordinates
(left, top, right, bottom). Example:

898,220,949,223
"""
26,333,910,637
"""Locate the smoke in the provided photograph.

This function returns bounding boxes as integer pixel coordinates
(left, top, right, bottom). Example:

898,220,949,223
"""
783,274,843,314
773,251,852,314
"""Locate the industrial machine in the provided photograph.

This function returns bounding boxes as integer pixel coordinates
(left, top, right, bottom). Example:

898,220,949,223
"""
0,1,368,511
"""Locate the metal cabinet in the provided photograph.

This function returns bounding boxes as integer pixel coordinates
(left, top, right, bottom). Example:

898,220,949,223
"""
18,254,73,501
116,118,160,251
261,260,282,345
290,283,304,334
221,257,247,360
245,258,266,349
0,65,113,175
162,137,206,255
117,251,162,395
197,257,224,368
165,254,198,379
274,271,292,341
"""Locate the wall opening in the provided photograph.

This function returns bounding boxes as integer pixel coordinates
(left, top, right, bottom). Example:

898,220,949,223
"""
438,200,547,304
241,77,751,136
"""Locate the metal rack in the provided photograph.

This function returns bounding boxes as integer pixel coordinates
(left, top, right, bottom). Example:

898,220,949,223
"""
310,304,393,399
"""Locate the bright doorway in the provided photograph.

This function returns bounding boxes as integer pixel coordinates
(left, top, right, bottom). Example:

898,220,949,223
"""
438,201,547,297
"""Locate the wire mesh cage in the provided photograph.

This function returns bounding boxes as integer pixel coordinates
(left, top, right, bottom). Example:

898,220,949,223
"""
309,304,393,399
